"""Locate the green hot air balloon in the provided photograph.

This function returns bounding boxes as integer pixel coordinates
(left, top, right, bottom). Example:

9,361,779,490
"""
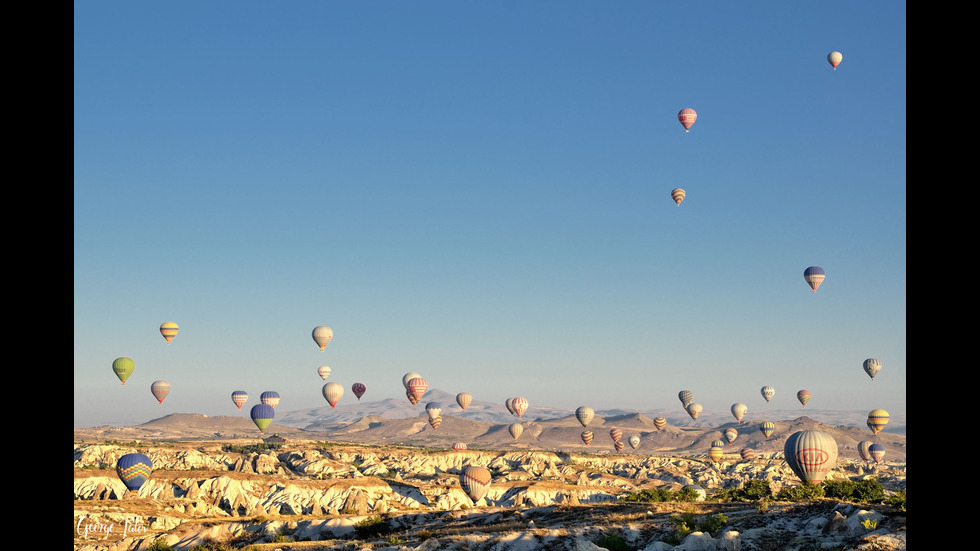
112,357,135,386
250,404,275,433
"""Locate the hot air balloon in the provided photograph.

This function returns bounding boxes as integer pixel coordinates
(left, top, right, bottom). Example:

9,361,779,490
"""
708,446,724,463
352,382,366,400
406,389,420,406
863,358,882,380
784,430,839,484
452,442,467,451
678,108,697,132
827,51,843,70
575,406,595,428
426,402,443,420
231,390,248,410
867,409,889,435
505,398,516,415
760,421,775,439
609,428,623,443
250,404,275,433
322,382,344,407
508,422,524,440
581,430,594,446
456,392,472,410
512,397,529,419
429,416,443,430
761,386,775,403
614,441,625,453
402,372,422,389
459,465,492,504
678,390,693,408
671,188,686,206
869,443,886,464
312,326,333,351
150,380,170,404
407,377,428,405
112,357,135,386
653,417,667,431
628,435,640,449
797,390,812,408
260,391,280,408
116,453,153,493
686,403,702,420
711,439,726,448
803,266,825,293
723,428,738,445
159,322,179,344
317,365,331,380
731,403,748,422
740,448,755,461
858,441,873,463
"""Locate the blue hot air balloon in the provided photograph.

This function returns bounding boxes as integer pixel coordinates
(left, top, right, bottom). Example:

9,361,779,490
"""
804,266,826,293
116,453,153,493
250,404,275,433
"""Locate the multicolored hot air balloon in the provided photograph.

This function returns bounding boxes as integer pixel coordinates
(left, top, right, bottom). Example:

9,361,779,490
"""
609,428,623,443
456,392,472,410
159,322,179,344
231,390,248,410
508,422,524,441
671,188,686,206
804,266,826,293
653,417,667,431
678,108,697,132
784,430,839,484
686,403,702,420
116,453,153,493
731,403,748,422
614,441,625,453
628,435,640,449
740,448,755,461
250,404,275,433
406,389,420,406
322,382,343,408
760,421,776,439
352,382,366,400
711,439,726,449
317,365,331,380
678,390,693,408
426,402,443,420
312,326,333,351
150,380,170,404
452,442,467,451
867,409,889,435
581,430,594,446
869,443,886,464
863,358,882,380
858,441,873,463
459,465,492,504
429,416,443,430
575,406,594,428
261,391,280,408
407,377,428,405
512,397,529,419
723,428,738,445
761,386,775,403
797,390,812,408
708,446,724,463
112,357,135,386
827,51,843,70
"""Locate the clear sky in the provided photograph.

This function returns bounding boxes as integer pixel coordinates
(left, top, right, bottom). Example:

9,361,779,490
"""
74,2,906,427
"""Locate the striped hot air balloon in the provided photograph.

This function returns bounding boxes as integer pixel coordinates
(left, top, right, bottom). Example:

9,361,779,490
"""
452,442,467,451
858,440,873,462
426,402,443,420
159,322,179,344
250,404,275,433
653,417,667,431
723,428,738,445
402,372,422,389
231,390,248,410
150,380,170,404
322,382,343,408
406,389,420,406
671,188,686,206
784,430,839,484
312,326,333,351
614,441,625,453
797,390,812,408
512,397,529,419
112,357,135,386
867,409,890,435
456,392,472,410
459,465,492,504
711,439,726,448
678,390,693,408
804,266,826,293
740,448,755,461
760,421,776,439
352,382,366,400
761,386,775,403
116,453,153,493
508,422,524,441
863,358,882,380
429,416,443,430
505,398,516,415
407,377,428,405
869,443,886,464
609,428,623,443
827,51,843,70
581,430,594,446
708,446,724,463
678,108,697,132
575,406,594,428
261,391,280,408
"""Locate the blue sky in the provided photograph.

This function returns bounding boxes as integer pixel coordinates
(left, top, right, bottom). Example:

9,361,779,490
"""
75,2,906,427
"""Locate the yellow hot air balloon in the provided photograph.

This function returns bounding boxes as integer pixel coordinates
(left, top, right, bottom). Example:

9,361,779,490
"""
671,188,686,206
160,322,179,344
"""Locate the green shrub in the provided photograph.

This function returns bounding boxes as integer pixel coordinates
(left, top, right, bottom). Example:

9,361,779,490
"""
147,540,174,551
675,486,701,502
621,488,674,503
592,532,633,551
776,484,824,502
354,515,393,539
714,480,772,502
820,479,885,503
884,489,906,512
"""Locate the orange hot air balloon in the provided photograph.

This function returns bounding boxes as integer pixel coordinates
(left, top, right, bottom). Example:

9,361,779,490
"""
678,108,697,132
671,188,686,206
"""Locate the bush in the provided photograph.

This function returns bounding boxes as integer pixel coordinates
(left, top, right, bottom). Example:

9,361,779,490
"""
621,488,675,503
884,489,906,512
820,479,885,503
714,480,772,502
147,540,174,551
593,533,633,551
664,511,728,544
776,484,824,502
354,516,393,539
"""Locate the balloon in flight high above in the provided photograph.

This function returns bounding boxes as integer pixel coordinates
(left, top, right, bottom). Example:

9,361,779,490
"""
628,435,640,449
867,409,890,435
863,358,882,380
150,380,171,404
575,406,595,428
407,377,428,405
322,382,343,408
677,108,697,132
671,188,686,206
456,392,472,410
317,365,331,380
260,391,280,408
761,386,775,403
581,430,594,446
425,402,443,420
827,51,843,70
653,417,667,431
686,403,702,420
609,428,623,443
723,428,738,444
312,326,333,351
250,404,275,433
505,398,516,415
159,322,179,344
797,390,812,408
116,453,153,493
402,372,422,389
112,357,135,386
784,430,839,484
858,441,873,463
231,390,248,410
869,443,886,464
804,266,826,293
352,382,366,400
678,390,693,408
731,403,747,422
459,465,492,504
512,397,529,419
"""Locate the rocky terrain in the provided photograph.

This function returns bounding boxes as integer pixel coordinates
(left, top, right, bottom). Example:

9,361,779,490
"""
74,412,906,551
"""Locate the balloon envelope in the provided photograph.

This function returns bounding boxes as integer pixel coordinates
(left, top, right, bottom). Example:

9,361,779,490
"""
628,435,640,449
402,372,421,389
150,380,170,404
231,390,248,410
505,398,516,415
512,397,529,419
609,428,623,442
803,266,826,293
317,365,331,380
116,453,153,493
740,448,755,461
452,442,467,451
858,441,873,462
614,441,625,453
456,392,472,410
407,377,428,404
459,465,492,503
678,390,693,408
671,188,686,206
731,403,747,422
429,416,443,430
686,403,702,420
828,51,843,69
653,417,667,431
425,402,443,420
723,428,738,444
352,382,366,400
863,358,882,379
508,422,523,440
797,390,812,408
867,409,890,435
312,326,333,351
678,108,697,131
112,357,135,386
708,446,724,463
581,430,594,445
250,404,275,433
784,430,839,484
322,382,344,408
260,391,280,408
869,443,886,463
160,322,179,344
575,406,595,428
760,421,775,439
761,386,775,403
